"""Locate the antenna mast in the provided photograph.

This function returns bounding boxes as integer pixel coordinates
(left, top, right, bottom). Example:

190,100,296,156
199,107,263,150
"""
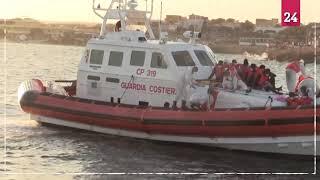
92,0,155,39
159,1,163,40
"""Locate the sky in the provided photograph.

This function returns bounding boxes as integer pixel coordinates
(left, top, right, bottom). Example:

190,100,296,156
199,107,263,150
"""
1,0,319,24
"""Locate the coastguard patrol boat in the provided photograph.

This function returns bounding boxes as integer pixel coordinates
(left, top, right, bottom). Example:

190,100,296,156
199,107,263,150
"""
18,0,319,155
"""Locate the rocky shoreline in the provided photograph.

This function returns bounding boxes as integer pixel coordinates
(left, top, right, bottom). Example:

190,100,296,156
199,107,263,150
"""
209,44,319,64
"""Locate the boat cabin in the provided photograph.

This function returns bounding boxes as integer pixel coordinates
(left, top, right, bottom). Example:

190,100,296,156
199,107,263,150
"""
76,0,217,107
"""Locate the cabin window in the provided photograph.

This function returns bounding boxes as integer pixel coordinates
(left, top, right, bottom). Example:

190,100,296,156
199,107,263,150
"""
172,51,195,66
90,49,104,65
138,37,147,42
106,77,120,83
194,50,214,66
87,75,100,81
139,101,149,106
151,52,167,69
109,51,123,67
130,51,145,66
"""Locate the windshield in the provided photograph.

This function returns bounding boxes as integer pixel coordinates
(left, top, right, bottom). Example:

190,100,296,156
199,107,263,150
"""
171,51,196,66
204,46,217,64
194,50,214,66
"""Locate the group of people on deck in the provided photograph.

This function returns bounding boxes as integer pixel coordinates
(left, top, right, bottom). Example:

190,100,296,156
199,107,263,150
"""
174,58,319,109
210,59,280,93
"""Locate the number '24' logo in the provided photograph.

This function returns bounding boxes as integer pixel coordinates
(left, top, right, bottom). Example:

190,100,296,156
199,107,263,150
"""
283,12,298,23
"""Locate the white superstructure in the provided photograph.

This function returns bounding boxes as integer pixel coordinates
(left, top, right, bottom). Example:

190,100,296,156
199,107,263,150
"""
76,0,216,107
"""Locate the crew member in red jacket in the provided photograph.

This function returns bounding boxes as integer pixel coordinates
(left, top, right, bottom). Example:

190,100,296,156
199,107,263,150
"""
286,59,305,93
224,60,249,91
247,64,258,88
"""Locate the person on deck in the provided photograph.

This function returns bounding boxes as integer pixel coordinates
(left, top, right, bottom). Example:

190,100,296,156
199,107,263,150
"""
295,75,319,98
247,64,258,88
286,59,306,94
224,60,249,92
238,59,250,83
209,60,224,83
254,65,266,88
257,70,269,89
222,71,233,90
265,68,277,88
258,69,282,94
175,66,198,108
189,87,213,110
287,86,313,106
299,86,313,105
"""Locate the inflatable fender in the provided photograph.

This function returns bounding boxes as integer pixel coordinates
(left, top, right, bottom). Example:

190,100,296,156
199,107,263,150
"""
18,79,45,103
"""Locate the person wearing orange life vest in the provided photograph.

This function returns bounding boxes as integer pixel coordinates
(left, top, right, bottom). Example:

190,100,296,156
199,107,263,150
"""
254,65,265,88
266,68,277,88
225,60,249,92
258,69,282,94
286,59,306,93
238,59,250,83
257,70,269,89
246,64,257,87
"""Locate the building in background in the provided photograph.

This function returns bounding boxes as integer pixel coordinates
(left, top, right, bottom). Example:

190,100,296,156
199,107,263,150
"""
256,18,279,27
255,18,285,35
182,14,208,30
165,15,186,24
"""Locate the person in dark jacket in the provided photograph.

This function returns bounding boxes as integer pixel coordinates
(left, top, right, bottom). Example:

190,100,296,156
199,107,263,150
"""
246,64,257,88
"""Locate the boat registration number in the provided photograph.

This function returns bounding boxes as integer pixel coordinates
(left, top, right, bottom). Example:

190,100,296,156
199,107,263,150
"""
136,68,157,77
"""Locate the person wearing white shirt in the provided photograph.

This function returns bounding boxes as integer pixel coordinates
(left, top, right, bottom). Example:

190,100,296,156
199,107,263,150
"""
175,67,198,108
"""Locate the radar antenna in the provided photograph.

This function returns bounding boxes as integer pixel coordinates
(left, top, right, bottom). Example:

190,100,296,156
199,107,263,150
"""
92,0,155,39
